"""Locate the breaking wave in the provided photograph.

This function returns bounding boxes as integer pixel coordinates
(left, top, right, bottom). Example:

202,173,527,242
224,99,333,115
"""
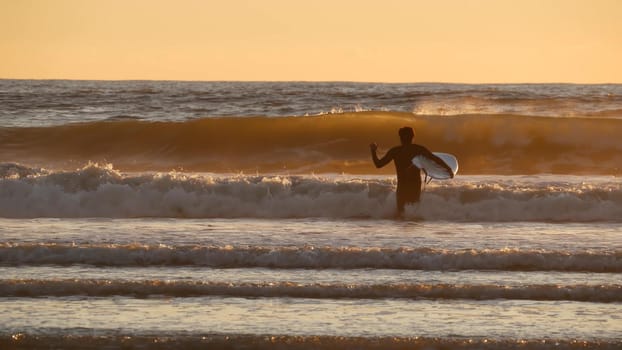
2,112,622,175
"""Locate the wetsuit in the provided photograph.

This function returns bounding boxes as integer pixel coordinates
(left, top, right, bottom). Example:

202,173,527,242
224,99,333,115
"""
372,143,436,213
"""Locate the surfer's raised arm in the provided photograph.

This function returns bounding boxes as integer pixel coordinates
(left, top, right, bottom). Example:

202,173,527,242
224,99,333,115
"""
370,143,393,168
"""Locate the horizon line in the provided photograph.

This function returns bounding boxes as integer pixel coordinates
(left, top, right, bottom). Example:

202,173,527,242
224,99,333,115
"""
1,78,620,85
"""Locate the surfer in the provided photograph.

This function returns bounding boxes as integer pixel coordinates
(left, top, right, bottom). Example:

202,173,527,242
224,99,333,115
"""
370,126,453,215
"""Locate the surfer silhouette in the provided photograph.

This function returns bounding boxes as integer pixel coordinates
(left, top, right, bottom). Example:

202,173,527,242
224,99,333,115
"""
370,127,452,215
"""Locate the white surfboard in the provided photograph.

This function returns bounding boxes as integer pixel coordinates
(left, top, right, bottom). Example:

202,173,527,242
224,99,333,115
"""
412,152,458,180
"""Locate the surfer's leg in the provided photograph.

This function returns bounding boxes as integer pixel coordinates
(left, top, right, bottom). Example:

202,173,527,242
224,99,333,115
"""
399,185,421,202
396,184,420,216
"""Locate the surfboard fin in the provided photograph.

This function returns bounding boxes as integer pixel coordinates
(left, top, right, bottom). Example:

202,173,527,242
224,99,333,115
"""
422,169,433,184
425,174,433,184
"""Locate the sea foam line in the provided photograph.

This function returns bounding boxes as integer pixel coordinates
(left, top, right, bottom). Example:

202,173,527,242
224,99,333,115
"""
2,279,621,302
2,333,621,350
1,244,620,272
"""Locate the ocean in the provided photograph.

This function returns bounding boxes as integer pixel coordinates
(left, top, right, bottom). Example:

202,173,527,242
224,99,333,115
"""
0,80,621,349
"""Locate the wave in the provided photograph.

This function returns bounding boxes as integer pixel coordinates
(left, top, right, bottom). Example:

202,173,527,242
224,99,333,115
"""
3,333,620,350
2,279,620,302
3,81,622,126
2,112,622,175
411,96,622,118
1,163,621,221
2,244,619,272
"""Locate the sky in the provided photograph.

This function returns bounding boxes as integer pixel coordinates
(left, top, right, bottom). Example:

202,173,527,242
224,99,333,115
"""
1,0,621,83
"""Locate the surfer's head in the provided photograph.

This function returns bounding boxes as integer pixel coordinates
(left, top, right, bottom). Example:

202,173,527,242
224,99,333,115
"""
398,127,414,145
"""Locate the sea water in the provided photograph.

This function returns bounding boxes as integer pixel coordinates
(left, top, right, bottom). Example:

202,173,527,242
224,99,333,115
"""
1,80,621,349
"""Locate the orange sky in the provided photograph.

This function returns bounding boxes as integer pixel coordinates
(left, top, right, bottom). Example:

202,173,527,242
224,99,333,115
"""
1,0,621,83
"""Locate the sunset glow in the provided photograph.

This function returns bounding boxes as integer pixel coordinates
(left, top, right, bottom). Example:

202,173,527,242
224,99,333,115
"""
1,0,621,82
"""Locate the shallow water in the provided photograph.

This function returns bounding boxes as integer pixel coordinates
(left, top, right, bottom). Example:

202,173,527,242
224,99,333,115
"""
1,216,621,348
2,81,621,349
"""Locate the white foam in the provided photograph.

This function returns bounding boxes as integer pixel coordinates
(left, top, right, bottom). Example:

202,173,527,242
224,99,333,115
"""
1,163,622,221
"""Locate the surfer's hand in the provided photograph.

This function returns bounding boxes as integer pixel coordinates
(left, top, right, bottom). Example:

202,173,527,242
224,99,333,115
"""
369,143,378,152
446,165,455,178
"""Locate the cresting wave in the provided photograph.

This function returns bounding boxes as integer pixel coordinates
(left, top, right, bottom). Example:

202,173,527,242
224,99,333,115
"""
2,279,620,302
1,163,621,221
2,244,620,272
2,112,622,174
4,334,620,350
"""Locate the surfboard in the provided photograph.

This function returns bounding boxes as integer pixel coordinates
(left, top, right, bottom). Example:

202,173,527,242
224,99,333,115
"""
412,152,458,180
